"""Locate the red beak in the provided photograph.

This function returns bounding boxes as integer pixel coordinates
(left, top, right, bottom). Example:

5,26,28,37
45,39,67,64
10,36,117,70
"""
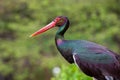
30,17,61,37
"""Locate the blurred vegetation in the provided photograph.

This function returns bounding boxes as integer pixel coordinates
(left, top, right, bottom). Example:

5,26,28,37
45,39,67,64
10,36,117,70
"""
51,64,92,80
0,0,119,80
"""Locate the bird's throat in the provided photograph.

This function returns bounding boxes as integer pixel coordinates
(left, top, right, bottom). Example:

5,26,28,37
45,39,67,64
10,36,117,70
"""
55,34,64,46
56,39,63,45
55,18,69,46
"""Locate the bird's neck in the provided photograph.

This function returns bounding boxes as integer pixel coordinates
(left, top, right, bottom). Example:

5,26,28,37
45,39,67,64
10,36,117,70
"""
55,20,69,42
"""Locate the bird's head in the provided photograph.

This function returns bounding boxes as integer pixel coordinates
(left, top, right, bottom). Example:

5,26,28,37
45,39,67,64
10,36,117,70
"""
30,16,68,37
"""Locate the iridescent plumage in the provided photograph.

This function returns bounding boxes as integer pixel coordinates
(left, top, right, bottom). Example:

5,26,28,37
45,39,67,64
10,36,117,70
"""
31,16,120,80
55,16,120,80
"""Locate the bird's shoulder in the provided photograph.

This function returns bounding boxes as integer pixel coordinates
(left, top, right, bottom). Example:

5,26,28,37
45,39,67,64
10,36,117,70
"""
65,40,119,64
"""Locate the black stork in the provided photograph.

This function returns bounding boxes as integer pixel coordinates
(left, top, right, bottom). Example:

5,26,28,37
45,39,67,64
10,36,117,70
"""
30,16,120,80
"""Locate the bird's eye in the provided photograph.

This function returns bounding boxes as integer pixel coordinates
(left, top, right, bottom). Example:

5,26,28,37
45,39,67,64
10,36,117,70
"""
57,19,65,26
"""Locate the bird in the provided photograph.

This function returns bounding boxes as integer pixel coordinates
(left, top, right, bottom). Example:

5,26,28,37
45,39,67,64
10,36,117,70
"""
30,16,120,80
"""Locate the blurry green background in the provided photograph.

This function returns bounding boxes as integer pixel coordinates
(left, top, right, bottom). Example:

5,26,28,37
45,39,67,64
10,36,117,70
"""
0,0,120,80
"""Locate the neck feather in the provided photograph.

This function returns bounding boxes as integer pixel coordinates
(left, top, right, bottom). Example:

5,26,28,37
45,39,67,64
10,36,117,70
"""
55,20,69,40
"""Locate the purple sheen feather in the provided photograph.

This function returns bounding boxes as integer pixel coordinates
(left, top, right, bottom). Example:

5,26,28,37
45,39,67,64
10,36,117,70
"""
73,54,120,79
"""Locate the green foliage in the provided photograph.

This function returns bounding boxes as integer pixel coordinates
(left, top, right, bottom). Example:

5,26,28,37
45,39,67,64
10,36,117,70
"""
0,0,120,80
51,64,92,80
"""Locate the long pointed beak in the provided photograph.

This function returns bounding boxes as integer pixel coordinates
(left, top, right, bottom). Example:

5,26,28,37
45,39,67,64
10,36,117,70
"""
30,21,56,37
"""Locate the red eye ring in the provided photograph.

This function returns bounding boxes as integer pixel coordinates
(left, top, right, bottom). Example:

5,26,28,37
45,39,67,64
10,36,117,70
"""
54,17,61,22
